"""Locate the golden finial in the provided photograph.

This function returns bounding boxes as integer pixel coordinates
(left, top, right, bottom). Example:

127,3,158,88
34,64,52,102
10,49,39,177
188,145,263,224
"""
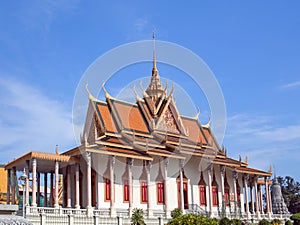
245,155,248,164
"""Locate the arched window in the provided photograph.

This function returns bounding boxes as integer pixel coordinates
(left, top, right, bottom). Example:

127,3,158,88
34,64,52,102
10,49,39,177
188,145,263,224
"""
199,172,206,206
157,182,164,204
105,178,111,201
141,181,147,203
212,174,219,206
123,180,129,202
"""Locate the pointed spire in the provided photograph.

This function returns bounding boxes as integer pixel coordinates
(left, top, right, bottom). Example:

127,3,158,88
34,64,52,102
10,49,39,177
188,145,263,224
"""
152,31,157,74
146,31,166,100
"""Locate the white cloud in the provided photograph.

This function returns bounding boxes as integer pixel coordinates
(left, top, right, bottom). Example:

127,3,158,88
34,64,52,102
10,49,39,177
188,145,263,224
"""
223,113,300,180
0,77,76,163
17,0,81,32
280,80,300,89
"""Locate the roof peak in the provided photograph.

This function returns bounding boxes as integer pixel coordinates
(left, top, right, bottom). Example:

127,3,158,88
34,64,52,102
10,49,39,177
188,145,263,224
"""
146,32,166,100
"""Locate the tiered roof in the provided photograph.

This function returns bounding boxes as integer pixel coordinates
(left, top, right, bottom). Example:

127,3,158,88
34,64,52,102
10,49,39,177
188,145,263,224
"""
80,46,271,178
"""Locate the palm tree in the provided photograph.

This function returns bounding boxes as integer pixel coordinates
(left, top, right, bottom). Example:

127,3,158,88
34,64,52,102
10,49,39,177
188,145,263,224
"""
131,208,145,225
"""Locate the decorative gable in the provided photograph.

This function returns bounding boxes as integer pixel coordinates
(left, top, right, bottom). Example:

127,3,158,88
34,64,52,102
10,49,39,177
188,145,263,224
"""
156,107,180,134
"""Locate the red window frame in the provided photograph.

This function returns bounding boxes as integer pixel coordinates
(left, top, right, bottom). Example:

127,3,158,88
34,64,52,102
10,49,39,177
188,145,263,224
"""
123,180,129,202
157,182,164,204
141,181,148,203
199,185,206,206
212,186,218,206
105,178,111,201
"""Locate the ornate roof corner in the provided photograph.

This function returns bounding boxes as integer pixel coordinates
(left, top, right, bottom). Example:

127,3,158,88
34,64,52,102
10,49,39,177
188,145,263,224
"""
203,115,211,128
239,155,242,162
133,84,142,102
194,107,200,120
140,80,148,98
85,82,98,101
102,82,112,99
167,82,174,98
245,155,248,165
164,80,168,93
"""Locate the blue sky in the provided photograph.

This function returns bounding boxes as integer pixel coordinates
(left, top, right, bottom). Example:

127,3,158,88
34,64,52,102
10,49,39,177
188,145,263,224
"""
0,1,300,181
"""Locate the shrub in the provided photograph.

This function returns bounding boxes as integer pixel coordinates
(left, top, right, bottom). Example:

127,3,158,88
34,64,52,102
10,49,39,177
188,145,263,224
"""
259,219,271,225
167,214,219,225
220,217,231,225
291,213,300,225
231,218,242,225
272,219,282,225
131,208,145,225
171,208,183,219
285,220,292,225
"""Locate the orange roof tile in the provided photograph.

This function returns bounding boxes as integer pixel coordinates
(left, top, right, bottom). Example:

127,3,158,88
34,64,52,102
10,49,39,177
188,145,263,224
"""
113,101,149,133
96,103,117,133
181,117,207,144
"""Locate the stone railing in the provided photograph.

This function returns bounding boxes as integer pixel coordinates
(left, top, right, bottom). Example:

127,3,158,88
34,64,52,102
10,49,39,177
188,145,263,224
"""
25,206,167,225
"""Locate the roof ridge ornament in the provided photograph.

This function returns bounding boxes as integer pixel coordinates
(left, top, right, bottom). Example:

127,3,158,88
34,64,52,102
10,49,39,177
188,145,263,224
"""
102,82,112,99
133,84,142,101
85,82,97,101
194,107,200,120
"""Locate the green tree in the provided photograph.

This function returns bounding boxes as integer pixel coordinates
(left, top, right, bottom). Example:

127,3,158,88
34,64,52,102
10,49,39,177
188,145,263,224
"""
171,208,183,219
291,213,300,225
131,208,145,225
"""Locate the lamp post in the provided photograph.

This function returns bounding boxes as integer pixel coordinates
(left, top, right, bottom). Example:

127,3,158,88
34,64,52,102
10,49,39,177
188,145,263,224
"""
19,168,27,218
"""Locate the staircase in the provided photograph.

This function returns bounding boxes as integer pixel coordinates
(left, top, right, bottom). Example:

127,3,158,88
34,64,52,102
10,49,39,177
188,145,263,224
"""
186,204,208,216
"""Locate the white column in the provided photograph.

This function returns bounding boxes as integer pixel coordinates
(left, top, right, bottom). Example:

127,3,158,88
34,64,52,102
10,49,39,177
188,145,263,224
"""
54,161,59,208
220,166,225,196
128,158,133,215
250,184,254,214
37,172,41,206
179,159,184,211
207,163,213,216
25,160,30,206
163,157,169,217
146,161,152,218
254,177,260,218
44,173,48,207
12,167,16,205
85,152,92,210
50,173,54,206
265,177,270,215
6,169,11,204
67,166,71,208
75,164,80,209
32,158,37,207
243,174,250,218
233,171,238,216
259,185,264,214
110,156,116,217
